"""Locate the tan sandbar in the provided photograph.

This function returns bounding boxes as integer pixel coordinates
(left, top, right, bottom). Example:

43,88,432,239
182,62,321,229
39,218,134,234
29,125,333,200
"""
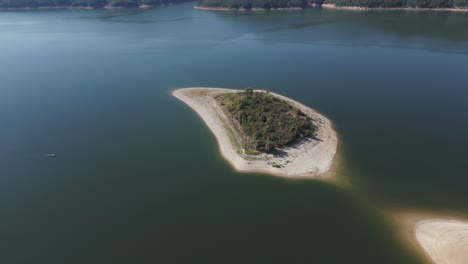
416,219,468,264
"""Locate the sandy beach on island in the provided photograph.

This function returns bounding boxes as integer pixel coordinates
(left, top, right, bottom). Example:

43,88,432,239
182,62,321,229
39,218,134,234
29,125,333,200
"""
0,4,163,11
173,87,337,178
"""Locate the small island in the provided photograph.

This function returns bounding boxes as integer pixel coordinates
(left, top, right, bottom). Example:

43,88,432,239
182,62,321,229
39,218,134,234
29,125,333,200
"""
173,87,337,177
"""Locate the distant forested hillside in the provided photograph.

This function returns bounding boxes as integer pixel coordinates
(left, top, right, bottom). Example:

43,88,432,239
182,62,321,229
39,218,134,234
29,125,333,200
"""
324,0,468,8
1,0,467,10
197,0,468,9
197,0,310,9
0,0,190,8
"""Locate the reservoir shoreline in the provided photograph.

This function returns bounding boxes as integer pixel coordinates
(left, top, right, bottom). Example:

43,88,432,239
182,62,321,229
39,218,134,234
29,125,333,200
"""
195,4,468,12
0,3,189,11
194,6,304,11
3,3,467,12
391,210,468,264
321,3,468,12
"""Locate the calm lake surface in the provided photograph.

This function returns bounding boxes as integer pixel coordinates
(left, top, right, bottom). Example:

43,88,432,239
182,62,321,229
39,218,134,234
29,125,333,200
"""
1,3,468,263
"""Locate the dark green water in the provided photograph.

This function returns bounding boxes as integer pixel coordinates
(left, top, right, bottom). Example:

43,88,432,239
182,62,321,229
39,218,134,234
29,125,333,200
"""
1,4,468,263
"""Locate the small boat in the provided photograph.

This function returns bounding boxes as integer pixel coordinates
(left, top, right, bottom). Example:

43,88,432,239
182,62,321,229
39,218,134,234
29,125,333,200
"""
42,153,56,157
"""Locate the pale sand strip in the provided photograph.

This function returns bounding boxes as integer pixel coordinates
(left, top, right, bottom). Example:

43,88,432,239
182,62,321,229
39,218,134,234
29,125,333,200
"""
415,219,468,264
194,4,468,12
322,4,468,12
173,87,337,178
194,6,304,11
0,4,163,10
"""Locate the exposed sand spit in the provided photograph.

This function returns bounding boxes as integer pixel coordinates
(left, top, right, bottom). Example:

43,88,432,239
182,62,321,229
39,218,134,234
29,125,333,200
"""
321,3,468,12
415,219,468,264
194,6,303,11
173,87,337,178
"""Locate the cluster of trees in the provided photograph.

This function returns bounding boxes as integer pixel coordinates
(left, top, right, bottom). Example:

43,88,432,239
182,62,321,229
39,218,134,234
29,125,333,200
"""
0,0,186,8
218,89,317,152
325,0,468,7
197,0,308,9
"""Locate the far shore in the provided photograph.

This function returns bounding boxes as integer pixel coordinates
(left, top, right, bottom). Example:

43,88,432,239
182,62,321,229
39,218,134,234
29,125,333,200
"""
0,3,169,11
322,3,468,12
391,210,468,264
194,5,304,11
0,6,95,11
195,3,468,12
173,87,338,178
4,3,467,12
